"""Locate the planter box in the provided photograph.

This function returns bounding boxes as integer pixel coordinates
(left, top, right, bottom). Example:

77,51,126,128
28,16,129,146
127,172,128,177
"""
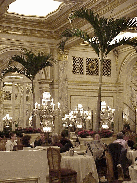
79,136,113,146
101,137,113,145
79,137,93,145
23,133,40,143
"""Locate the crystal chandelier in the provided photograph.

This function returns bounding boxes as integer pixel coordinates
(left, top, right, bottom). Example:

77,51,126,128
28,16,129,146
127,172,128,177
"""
62,104,91,129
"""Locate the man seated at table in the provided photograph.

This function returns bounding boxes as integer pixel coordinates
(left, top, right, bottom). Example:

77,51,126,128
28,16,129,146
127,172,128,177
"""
22,135,33,148
86,133,107,175
113,132,128,149
86,133,106,160
60,130,73,153
5,132,17,151
112,132,132,179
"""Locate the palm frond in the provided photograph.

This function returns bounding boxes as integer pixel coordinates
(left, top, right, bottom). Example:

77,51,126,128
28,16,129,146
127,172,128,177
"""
9,49,53,80
0,66,32,80
62,8,137,55
106,37,137,55
61,28,100,55
72,8,100,31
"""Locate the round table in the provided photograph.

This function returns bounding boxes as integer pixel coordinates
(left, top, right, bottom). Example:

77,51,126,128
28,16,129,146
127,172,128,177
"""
129,165,137,181
127,150,137,164
61,154,99,183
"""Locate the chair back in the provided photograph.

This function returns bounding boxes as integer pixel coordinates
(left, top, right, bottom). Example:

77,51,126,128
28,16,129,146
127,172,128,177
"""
0,140,6,151
105,151,114,182
47,147,61,176
108,143,123,179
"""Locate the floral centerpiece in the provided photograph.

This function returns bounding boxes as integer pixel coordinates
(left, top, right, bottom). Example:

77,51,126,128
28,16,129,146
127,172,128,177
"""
77,129,113,138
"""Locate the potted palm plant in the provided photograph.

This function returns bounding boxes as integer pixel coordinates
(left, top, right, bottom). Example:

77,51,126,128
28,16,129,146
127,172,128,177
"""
1,48,53,128
59,8,137,131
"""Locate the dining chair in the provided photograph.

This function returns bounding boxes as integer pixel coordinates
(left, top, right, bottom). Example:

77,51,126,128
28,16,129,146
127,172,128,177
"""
0,140,6,151
82,172,97,183
47,147,77,183
105,144,124,182
13,144,24,151
105,151,114,182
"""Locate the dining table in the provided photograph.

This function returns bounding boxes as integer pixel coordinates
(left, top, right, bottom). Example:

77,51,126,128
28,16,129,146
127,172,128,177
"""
128,165,137,181
61,153,99,183
0,147,99,183
0,149,48,182
127,150,137,164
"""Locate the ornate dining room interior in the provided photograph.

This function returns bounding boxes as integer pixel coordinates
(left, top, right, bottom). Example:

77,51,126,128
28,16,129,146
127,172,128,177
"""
0,0,137,183
0,0,136,135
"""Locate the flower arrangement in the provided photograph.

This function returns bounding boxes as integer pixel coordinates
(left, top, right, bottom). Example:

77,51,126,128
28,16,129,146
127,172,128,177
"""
15,127,41,137
77,129,113,138
98,129,113,138
19,127,41,134
0,127,42,138
77,130,95,138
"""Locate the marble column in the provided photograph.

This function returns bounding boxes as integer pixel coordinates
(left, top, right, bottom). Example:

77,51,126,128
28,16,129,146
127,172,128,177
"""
54,50,69,134
12,82,15,131
22,83,27,128
0,81,3,131
34,79,40,129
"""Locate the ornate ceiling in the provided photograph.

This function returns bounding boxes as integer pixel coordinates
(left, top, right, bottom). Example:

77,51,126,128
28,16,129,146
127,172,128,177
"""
0,0,136,53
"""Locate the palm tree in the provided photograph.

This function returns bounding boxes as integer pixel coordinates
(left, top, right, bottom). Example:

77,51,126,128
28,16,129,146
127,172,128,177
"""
1,48,53,128
59,8,137,131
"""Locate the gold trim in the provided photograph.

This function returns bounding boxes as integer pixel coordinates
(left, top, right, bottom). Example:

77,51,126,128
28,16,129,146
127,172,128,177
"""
88,61,96,72
0,177,39,182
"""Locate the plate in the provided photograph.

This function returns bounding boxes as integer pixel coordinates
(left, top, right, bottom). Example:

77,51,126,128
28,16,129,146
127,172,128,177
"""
77,151,85,155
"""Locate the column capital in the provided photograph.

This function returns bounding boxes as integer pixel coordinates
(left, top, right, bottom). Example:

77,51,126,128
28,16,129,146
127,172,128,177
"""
57,49,68,61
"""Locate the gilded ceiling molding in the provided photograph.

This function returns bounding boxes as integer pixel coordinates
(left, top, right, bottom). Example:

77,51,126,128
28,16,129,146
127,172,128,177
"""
0,0,15,15
111,1,137,18
0,36,51,53
0,0,136,49
0,46,21,55
0,47,22,71
0,0,135,41
117,49,137,83
97,0,127,16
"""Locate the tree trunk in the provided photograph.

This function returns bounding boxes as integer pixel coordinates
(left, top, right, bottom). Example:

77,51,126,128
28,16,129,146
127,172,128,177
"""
32,79,36,128
95,51,103,132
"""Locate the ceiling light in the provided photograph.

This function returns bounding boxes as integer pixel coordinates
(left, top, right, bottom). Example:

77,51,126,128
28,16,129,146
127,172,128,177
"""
8,0,62,17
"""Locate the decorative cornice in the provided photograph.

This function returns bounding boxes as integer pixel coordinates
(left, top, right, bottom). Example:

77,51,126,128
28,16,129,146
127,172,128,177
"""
118,49,137,82
0,0,136,50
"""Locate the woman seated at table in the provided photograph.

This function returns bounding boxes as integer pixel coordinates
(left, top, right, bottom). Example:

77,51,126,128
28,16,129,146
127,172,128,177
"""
21,135,33,148
5,132,17,151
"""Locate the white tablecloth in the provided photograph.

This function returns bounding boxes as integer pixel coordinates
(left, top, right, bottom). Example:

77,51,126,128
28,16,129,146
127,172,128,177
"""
127,150,137,164
0,149,99,183
129,165,137,181
0,150,48,182
61,155,99,183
